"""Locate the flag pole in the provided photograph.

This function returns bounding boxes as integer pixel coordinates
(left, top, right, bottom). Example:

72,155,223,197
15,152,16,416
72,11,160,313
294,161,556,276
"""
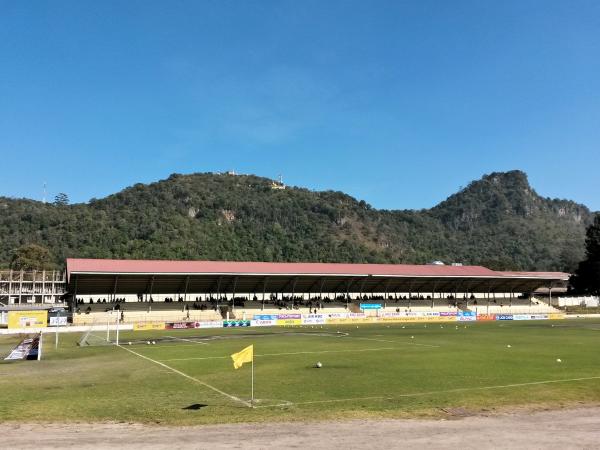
251,355,254,407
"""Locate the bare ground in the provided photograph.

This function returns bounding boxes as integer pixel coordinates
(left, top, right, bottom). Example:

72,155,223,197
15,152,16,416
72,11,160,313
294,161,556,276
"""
2,407,600,449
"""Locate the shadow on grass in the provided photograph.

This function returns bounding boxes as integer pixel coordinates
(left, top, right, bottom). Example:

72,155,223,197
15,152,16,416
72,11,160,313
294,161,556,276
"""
183,403,208,410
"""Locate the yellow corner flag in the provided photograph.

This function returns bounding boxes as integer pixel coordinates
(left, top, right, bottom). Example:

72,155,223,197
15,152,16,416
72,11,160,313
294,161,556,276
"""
231,345,253,369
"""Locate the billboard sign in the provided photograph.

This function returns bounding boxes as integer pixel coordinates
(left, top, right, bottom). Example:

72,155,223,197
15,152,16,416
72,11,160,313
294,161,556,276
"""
49,316,68,326
7,310,48,329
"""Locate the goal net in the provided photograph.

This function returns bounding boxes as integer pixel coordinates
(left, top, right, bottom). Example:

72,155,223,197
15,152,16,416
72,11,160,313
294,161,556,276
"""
78,321,117,347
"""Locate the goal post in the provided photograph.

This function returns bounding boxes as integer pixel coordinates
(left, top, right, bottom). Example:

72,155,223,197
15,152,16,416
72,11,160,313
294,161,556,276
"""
78,310,122,347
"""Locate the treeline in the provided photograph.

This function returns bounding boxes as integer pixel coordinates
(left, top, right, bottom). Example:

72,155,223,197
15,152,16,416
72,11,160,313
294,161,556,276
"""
0,170,594,272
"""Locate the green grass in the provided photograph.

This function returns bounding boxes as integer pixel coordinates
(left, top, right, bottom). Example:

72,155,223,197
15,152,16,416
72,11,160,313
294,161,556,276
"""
1,319,600,425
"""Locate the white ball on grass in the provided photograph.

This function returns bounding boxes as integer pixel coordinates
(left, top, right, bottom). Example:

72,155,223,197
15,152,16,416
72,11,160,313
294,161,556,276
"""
556,358,562,363
507,345,511,348
146,341,150,345
128,341,132,345
316,362,322,368
410,336,414,339
152,341,156,345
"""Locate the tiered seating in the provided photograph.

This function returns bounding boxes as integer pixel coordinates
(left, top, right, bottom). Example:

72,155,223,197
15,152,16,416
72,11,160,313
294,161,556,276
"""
233,305,350,320
474,304,559,314
72,309,222,326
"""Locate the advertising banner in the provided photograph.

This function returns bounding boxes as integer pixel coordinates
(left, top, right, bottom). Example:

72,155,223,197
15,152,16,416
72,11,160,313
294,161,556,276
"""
251,319,278,327
276,318,302,326
326,312,350,319
49,316,68,326
165,321,197,329
476,314,496,321
548,313,566,320
277,314,301,320
196,321,223,329
276,314,301,326
223,320,251,327
327,317,373,324
512,314,531,321
348,313,367,318
495,314,514,321
326,317,350,324
164,321,221,330
375,312,449,323
457,311,476,322
134,322,166,331
530,314,549,320
326,313,369,324
301,314,326,325
7,310,48,329
253,314,278,321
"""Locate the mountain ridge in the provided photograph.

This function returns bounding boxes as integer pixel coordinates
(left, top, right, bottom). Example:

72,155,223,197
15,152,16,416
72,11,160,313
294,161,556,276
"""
0,170,594,271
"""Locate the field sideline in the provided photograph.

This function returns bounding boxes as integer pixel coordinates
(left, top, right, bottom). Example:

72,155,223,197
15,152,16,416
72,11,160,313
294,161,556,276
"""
1,319,600,425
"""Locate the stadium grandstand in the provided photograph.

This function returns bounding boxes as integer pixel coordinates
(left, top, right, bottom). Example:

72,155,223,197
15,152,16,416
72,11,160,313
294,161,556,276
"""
65,258,569,325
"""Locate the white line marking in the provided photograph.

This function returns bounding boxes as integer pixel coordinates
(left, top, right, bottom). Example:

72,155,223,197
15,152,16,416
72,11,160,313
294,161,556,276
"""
345,336,440,348
255,375,600,408
166,335,208,345
137,331,350,349
159,347,399,362
117,344,250,407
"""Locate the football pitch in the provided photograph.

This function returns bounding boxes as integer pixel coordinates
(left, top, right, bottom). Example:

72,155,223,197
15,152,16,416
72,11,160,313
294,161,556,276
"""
1,319,600,425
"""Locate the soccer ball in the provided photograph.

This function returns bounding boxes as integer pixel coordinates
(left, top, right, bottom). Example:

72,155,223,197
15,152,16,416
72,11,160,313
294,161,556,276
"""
128,341,132,345
146,341,151,345
152,341,156,345
315,362,322,368
556,358,562,363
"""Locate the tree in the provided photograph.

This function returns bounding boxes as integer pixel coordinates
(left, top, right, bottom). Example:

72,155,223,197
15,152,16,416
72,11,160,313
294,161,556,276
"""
10,244,54,270
570,215,600,295
54,192,69,206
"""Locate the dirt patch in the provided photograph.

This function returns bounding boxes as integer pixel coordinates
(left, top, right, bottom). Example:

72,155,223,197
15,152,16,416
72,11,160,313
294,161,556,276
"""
3,406,600,449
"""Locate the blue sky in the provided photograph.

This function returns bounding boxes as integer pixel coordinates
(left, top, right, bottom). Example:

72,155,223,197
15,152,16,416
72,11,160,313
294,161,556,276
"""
1,0,598,210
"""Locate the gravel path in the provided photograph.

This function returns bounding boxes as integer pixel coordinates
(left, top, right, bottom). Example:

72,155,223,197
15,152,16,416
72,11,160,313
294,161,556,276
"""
3,407,600,449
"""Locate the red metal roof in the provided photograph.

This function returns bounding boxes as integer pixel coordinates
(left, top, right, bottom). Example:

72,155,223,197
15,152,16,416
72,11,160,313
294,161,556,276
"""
499,271,569,279
66,258,568,280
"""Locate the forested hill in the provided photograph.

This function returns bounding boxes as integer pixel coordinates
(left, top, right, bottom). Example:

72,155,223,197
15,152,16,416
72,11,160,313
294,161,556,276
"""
0,170,594,271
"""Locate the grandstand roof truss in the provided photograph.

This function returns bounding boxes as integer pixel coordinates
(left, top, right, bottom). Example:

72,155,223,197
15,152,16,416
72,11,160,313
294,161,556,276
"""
66,259,569,296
